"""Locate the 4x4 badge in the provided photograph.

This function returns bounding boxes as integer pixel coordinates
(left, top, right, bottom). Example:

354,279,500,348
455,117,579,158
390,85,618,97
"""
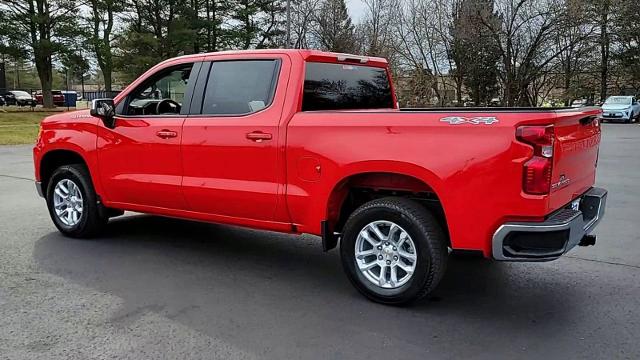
440,116,499,125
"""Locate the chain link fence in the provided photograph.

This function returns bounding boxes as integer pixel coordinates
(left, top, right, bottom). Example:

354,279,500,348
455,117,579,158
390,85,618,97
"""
1,89,121,111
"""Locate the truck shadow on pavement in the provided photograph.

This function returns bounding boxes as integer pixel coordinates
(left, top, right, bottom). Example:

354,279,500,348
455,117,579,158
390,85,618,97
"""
33,214,586,355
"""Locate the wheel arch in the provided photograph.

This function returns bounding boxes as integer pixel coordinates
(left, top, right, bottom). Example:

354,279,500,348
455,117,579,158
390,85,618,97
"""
39,149,92,197
323,163,450,251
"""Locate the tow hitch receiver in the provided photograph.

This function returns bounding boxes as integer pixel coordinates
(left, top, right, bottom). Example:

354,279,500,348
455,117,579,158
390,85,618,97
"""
579,234,596,247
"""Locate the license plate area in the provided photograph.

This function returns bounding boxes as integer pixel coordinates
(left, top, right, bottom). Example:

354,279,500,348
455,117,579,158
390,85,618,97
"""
571,199,581,211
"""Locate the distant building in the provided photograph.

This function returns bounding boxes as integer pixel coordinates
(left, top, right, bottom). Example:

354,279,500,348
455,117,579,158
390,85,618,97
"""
394,70,463,107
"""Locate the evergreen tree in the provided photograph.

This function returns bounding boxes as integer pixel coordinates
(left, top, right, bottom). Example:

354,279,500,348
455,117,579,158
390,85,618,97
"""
2,0,81,107
315,0,357,53
449,0,500,106
615,0,640,93
227,0,285,49
115,0,200,81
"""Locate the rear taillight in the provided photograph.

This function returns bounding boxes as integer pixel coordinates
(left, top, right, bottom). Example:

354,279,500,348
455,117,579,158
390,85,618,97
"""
516,125,554,195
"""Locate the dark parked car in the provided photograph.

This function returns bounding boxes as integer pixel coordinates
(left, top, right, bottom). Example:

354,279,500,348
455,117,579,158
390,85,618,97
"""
4,90,37,107
0,95,5,106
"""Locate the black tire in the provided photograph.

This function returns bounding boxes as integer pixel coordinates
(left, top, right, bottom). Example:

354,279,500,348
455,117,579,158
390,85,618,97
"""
45,164,108,238
340,197,448,305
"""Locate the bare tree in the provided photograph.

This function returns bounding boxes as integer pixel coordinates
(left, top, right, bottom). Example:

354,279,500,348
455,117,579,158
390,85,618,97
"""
479,0,581,106
360,0,397,58
594,0,612,101
553,0,598,105
393,0,453,105
289,0,321,48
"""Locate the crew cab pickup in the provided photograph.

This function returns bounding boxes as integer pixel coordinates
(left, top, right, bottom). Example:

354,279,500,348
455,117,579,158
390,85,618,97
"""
33,50,607,304
35,90,65,107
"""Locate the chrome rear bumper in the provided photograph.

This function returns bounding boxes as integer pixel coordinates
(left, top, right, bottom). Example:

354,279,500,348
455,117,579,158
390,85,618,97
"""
492,187,607,261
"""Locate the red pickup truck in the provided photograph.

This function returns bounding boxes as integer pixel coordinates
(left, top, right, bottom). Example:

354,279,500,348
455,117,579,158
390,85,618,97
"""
33,50,607,304
35,90,65,106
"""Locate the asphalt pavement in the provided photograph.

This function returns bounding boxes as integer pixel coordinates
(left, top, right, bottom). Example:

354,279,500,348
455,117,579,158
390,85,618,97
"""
0,123,639,359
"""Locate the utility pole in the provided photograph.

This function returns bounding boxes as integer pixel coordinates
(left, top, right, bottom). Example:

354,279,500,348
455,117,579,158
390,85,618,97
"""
286,0,291,48
0,62,6,93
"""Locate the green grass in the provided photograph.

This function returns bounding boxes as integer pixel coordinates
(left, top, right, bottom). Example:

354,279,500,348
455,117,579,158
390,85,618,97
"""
0,111,56,145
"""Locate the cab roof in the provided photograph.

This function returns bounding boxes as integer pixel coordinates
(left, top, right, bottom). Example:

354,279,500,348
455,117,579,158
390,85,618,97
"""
160,49,389,68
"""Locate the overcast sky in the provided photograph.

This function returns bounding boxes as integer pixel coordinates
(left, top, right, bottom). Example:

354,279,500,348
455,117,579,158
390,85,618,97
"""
345,0,367,21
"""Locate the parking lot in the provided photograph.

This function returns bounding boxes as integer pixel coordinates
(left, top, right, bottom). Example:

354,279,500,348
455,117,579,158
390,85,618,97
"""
0,123,639,359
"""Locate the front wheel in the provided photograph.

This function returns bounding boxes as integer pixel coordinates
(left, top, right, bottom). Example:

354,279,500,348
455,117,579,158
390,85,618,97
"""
46,164,108,238
340,197,448,305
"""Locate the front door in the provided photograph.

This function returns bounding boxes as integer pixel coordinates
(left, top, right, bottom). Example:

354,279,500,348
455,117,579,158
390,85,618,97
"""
97,61,198,210
181,58,287,221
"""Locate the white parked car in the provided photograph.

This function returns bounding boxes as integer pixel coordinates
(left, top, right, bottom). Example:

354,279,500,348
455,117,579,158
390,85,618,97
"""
601,96,640,123
571,99,588,108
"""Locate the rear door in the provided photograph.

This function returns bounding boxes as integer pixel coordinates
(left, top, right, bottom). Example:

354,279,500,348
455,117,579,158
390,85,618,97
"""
181,55,289,221
549,108,602,210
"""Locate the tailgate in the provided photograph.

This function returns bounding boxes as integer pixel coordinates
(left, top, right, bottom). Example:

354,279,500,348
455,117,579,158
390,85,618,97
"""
549,108,602,210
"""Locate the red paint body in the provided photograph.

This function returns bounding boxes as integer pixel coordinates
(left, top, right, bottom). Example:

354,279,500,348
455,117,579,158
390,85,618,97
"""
33,50,602,258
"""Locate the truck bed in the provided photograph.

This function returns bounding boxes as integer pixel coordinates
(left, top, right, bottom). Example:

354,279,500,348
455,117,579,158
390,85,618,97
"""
400,107,583,112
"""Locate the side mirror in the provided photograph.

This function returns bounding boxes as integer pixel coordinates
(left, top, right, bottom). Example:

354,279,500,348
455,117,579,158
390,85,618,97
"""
90,98,116,129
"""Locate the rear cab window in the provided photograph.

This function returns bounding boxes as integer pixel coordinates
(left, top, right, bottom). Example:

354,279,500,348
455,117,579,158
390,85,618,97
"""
302,62,394,111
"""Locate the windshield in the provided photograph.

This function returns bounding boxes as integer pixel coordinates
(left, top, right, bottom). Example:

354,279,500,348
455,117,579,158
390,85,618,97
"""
604,96,632,105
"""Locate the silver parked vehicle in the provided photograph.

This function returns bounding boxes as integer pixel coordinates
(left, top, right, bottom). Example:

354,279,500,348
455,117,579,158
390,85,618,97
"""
601,96,640,123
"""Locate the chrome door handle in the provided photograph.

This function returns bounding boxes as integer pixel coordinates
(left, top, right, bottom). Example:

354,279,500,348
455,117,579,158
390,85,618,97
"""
246,131,272,142
156,130,178,139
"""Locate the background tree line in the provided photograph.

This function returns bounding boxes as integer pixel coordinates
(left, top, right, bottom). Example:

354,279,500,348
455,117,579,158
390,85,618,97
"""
0,0,638,107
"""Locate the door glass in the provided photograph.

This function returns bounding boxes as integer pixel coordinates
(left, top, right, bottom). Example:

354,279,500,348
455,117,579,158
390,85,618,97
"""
201,60,279,115
124,64,193,116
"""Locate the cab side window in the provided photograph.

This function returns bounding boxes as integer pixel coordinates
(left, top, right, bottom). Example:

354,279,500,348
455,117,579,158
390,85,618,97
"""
200,60,279,115
120,63,194,116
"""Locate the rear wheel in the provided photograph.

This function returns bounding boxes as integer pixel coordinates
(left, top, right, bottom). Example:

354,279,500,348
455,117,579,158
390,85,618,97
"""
46,164,108,238
340,197,448,305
